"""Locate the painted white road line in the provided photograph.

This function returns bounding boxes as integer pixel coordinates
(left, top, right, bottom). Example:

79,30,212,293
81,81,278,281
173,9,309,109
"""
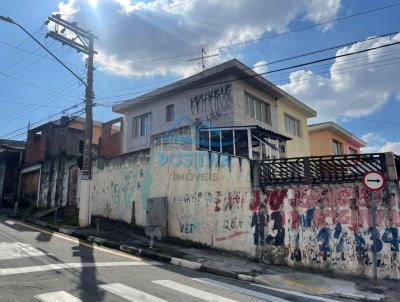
192,278,290,302
34,291,83,302
0,242,45,260
152,280,238,302
0,261,162,276
100,283,168,302
252,284,342,302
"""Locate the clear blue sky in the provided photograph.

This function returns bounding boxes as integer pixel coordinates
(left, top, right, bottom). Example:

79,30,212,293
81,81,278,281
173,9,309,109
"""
0,0,399,152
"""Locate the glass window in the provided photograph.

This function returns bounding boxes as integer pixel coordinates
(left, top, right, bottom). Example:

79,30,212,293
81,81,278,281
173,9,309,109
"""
332,140,343,155
166,104,174,122
210,130,221,152
132,112,151,137
221,130,234,155
284,114,301,137
199,130,210,150
245,93,271,125
249,96,255,119
234,130,249,157
255,100,262,121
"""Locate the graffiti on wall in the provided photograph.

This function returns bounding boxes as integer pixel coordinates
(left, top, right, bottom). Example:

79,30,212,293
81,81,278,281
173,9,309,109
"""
255,183,400,277
190,83,233,119
171,190,250,242
110,167,144,212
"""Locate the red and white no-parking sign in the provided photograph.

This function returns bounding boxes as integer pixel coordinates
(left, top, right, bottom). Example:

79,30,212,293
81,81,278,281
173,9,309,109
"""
362,171,386,191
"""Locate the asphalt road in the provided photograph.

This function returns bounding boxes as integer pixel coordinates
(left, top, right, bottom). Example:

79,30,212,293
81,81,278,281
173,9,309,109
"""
0,216,344,302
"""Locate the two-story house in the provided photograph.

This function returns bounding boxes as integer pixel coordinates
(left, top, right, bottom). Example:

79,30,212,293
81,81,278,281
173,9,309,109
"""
113,59,316,158
308,122,367,156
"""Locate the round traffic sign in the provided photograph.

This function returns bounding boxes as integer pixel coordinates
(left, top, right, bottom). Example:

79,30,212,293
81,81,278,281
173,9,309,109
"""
362,171,386,191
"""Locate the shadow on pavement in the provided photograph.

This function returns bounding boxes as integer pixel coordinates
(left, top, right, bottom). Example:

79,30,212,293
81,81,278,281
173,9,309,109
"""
73,239,105,301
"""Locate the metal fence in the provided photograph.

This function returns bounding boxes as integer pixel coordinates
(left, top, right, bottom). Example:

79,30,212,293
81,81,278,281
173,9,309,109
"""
258,153,388,187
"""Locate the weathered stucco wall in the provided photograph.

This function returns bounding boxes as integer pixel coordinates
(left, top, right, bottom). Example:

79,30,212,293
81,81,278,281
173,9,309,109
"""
91,141,256,255
38,157,81,208
255,183,400,279
90,150,150,225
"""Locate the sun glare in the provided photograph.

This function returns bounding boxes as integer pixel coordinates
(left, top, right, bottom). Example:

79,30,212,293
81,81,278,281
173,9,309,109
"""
87,0,98,8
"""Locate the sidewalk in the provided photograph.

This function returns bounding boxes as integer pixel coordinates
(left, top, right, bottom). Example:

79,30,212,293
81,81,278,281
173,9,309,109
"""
3,210,397,302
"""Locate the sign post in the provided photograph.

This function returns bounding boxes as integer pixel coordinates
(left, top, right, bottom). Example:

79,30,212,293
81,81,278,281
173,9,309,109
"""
362,171,386,286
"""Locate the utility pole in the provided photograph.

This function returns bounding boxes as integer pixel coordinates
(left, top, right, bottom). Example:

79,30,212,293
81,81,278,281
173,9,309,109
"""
46,14,96,227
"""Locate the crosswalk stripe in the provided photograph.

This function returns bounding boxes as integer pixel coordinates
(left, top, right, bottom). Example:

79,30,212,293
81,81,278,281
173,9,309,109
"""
252,284,342,302
34,291,83,302
100,283,168,302
152,280,238,302
0,261,162,276
192,278,290,302
0,242,45,260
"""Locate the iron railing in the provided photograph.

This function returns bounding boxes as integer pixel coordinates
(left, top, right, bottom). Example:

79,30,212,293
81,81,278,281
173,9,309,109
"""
258,153,387,187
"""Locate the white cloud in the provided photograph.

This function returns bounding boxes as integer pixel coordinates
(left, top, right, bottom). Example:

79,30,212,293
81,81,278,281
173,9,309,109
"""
361,132,400,154
252,61,268,74
54,0,342,78
280,33,400,122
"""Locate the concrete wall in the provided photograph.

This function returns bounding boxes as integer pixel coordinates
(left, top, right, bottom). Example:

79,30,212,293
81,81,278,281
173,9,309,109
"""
309,129,362,156
277,99,311,157
91,127,256,255
255,182,400,279
37,157,81,208
90,126,400,279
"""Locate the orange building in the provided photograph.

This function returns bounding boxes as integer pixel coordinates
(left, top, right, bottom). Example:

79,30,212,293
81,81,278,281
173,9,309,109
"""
308,122,366,156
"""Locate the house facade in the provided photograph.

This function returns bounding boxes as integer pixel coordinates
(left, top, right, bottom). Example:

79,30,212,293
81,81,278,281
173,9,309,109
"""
19,116,104,209
308,122,367,156
113,59,316,158
0,139,24,207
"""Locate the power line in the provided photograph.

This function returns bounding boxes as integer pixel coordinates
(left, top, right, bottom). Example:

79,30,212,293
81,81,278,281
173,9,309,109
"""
97,2,400,66
0,25,45,61
94,31,399,101
94,32,400,105
0,97,66,108
0,77,83,123
0,70,81,100
0,104,86,139
0,39,80,68
2,108,86,142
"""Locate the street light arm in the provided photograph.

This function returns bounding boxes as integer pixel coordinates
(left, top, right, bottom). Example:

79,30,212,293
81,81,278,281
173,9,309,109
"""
0,16,87,87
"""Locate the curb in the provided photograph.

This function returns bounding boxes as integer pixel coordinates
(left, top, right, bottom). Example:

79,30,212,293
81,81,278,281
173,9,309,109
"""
338,293,385,302
21,219,240,280
17,218,386,302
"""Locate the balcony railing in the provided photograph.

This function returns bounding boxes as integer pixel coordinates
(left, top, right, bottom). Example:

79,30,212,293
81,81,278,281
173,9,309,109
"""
258,153,389,187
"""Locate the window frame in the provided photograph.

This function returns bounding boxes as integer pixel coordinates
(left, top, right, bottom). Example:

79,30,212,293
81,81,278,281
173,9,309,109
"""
244,92,272,125
284,113,301,137
132,112,152,138
332,139,343,155
166,104,174,122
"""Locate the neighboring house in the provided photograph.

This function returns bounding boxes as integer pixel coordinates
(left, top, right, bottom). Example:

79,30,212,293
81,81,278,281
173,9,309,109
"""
0,139,25,207
308,122,367,156
113,59,316,158
19,116,105,209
